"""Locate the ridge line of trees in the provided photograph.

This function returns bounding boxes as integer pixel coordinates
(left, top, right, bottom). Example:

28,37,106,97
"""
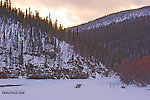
0,0,63,33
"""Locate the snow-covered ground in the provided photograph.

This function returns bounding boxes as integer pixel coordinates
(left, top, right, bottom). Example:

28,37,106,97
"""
0,78,150,100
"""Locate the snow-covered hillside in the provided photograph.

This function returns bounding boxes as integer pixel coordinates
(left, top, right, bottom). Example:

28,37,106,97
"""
0,16,108,79
67,6,150,32
0,78,150,100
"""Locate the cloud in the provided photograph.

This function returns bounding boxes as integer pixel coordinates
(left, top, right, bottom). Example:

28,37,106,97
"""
11,0,149,27
132,0,150,6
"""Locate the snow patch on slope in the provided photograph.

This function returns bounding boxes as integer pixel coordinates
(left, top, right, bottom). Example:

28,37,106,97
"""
0,16,108,79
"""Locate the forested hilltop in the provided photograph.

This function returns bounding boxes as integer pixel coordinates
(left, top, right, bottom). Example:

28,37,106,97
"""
0,0,108,79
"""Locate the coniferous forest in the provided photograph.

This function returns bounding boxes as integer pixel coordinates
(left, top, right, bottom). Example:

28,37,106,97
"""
0,0,108,80
66,16,150,86
0,0,150,86
64,11,150,85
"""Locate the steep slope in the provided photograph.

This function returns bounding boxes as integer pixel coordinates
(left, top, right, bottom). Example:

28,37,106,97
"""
0,16,108,79
67,6,150,32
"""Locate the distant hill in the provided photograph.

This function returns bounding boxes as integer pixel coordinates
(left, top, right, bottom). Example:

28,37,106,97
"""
64,6,150,85
67,6,150,32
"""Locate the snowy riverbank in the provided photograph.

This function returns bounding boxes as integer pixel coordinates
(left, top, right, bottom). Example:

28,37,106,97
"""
0,78,150,100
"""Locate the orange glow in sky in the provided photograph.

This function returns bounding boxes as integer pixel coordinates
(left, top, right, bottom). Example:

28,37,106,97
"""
11,0,150,28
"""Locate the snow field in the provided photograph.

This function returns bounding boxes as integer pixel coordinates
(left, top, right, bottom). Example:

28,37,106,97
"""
0,78,150,100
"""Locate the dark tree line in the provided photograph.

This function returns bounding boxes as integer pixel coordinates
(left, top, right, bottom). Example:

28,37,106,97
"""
0,0,63,34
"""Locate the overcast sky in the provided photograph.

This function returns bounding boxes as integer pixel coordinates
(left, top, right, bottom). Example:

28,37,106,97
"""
11,0,150,28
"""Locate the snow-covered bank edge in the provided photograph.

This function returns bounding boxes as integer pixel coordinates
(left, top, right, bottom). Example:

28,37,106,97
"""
0,77,150,100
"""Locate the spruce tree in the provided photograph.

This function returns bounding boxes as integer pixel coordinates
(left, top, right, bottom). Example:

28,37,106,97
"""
9,47,12,66
20,40,24,65
54,19,58,30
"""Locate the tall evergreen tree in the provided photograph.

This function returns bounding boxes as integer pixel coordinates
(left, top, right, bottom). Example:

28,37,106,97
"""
54,19,58,30
19,40,24,65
